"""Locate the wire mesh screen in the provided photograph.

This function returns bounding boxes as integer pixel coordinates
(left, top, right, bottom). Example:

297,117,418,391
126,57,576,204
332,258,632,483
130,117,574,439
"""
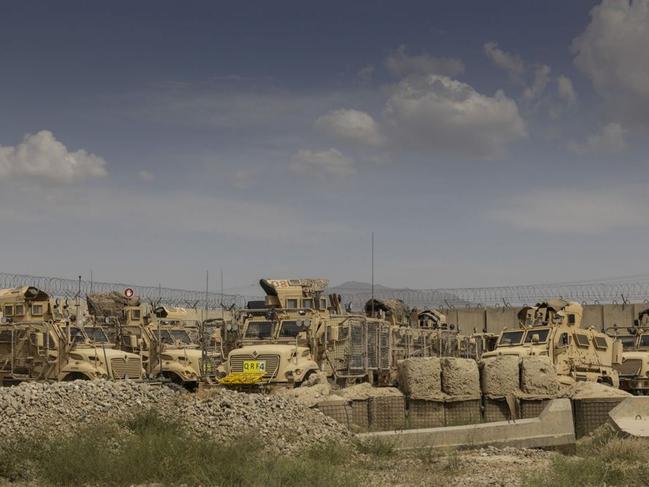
407,399,445,429
573,398,625,438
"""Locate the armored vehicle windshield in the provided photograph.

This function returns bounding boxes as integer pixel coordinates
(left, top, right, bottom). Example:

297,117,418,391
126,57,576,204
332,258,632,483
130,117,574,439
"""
499,330,524,346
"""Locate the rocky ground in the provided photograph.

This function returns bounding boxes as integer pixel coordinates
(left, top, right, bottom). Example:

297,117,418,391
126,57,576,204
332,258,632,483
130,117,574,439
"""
362,446,554,487
0,380,351,452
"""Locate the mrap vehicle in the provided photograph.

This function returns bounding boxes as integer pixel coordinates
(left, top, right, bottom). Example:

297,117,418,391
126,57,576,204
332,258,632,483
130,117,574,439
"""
0,287,144,384
483,299,622,387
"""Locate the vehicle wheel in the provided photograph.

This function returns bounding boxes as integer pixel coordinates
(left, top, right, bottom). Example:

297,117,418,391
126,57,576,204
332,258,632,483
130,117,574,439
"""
63,372,90,381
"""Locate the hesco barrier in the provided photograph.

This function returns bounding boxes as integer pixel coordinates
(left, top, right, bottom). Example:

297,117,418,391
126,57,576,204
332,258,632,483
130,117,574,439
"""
573,397,627,438
318,394,627,437
483,398,511,423
407,399,445,429
521,399,552,419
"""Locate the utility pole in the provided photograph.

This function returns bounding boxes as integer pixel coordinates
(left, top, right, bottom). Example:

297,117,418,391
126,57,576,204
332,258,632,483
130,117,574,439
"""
371,232,375,318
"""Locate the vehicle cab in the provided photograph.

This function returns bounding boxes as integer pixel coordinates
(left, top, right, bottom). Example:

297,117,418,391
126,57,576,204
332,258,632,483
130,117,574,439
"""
483,299,620,386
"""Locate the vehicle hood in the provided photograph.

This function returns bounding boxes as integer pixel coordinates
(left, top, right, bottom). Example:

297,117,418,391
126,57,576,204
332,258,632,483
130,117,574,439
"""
230,343,309,359
73,348,140,360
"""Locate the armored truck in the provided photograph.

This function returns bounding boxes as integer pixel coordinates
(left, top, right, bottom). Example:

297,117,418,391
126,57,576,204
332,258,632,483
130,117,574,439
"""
0,287,144,384
483,299,622,386
607,308,649,394
117,304,213,390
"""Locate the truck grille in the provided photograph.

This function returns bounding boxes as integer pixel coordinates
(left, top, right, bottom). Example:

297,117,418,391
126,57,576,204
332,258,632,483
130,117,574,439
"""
615,358,643,377
229,353,280,378
111,357,142,379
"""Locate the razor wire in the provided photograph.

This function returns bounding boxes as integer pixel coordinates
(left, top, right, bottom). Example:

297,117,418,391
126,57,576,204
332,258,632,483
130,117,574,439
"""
4,271,649,311
330,278,649,310
0,272,256,309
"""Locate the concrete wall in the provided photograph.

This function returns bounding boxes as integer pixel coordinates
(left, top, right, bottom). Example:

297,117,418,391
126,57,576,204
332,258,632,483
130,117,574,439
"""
446,302,649,334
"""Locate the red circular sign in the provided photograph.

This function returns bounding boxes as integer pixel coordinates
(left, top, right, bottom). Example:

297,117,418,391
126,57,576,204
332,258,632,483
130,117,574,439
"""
124,288,134,298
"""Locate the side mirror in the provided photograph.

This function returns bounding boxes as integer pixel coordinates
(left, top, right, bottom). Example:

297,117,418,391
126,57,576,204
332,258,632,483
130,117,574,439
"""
35,332,45,348
128,335,138,349
531,333,540,344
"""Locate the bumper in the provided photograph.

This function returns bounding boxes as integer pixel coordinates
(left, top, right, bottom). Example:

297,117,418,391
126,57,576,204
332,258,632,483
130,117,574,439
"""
620,377,649,391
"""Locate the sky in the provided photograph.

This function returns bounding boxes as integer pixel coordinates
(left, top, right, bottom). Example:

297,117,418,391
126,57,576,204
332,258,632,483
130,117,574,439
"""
1,0,648,291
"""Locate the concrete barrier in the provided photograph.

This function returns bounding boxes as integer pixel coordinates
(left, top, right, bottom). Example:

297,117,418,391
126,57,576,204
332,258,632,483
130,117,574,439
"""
608,397,649,437
356,398,575,451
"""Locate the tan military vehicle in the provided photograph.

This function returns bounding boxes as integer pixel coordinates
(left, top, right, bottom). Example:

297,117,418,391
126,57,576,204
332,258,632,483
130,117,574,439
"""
115,304,216,390
221,279,331,387
606,308,649,394
0,287,143,384
483,299,622,386
222,279,468,388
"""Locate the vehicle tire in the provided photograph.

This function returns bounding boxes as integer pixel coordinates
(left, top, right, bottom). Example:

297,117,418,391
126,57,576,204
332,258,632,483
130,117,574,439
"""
62,372,91,381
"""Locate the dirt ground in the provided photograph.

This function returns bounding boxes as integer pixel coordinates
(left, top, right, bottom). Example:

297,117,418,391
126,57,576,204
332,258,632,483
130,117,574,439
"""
359,446,554,487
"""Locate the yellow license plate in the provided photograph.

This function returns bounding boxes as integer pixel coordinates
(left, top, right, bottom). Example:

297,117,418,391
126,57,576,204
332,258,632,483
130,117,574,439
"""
243,360,267,373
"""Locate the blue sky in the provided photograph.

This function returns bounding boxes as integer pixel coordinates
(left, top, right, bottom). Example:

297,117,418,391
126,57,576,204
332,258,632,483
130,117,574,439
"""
1,0,648,291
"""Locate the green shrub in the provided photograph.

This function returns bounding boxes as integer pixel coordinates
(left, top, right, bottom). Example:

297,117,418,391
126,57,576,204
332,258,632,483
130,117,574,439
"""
354,437,396,457
0,409,361,487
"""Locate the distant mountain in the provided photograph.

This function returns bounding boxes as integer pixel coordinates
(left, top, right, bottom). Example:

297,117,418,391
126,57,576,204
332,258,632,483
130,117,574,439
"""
328,281,472,310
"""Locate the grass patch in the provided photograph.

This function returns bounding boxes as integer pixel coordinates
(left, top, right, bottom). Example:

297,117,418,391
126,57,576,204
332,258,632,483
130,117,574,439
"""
354,437,396,457
523,434,649,487
0,409,361,487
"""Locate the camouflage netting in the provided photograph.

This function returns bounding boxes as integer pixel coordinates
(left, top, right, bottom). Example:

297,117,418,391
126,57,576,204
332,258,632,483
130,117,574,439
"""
364,298,410,323
480,356,521,397
441,358,480,399
520,356,560,397
86,292,141,317
397,357,446,400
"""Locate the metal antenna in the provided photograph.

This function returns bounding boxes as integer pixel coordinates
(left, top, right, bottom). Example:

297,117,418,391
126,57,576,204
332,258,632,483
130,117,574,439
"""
202,270,209,378
220,269,224,307
371,232,375,318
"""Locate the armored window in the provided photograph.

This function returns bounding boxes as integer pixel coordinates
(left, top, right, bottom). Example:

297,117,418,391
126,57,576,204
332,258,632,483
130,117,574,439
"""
498,331,524,346
3,305,13,316
131,309,141,320
639,335,649,348
31,304,43,316
302,298,314,309
575,333,590,348
14,304,24,316
0,330,12,343
593,336,608,350
286,299,298,309
568,314,576,325
557,332,570,347
320,298,327,310
244,321,273,339
620,336,636,350
279,320,301,338
524,328,550,343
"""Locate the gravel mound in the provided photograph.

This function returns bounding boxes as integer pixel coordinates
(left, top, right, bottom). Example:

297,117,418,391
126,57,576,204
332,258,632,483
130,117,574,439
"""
0,380,350,452
520,357,560,397
397,357,446,400
441,358,480,398
480,356,520,397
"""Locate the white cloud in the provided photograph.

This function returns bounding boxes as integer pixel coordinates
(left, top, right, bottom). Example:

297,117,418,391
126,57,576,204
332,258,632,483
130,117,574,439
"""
385,45,465,77
483,41,525,80
490,184,646,234
557,75,577,104
0,131,107,184
573,0,649,125
568,122,627,155
523,64,552,101
384,75,527,159
289,148,355,177
315,109,383,146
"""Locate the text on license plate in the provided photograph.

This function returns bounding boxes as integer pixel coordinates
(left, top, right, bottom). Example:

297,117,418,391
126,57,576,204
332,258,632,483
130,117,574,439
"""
243,360,267,373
